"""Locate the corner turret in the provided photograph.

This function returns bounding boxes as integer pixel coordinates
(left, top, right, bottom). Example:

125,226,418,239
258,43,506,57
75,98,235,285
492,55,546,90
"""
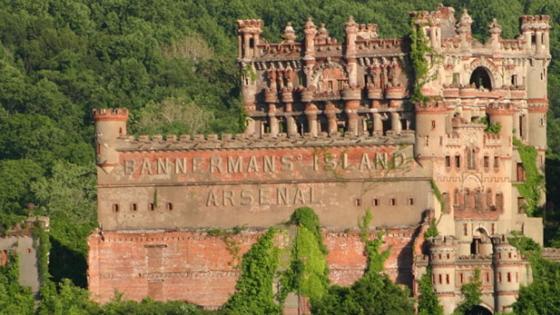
492,235,527,313
93,108,128,172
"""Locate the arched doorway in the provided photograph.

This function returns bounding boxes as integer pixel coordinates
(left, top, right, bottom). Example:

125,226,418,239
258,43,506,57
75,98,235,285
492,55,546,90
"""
465,304,493,315
471,227,490,255
469,67,492,90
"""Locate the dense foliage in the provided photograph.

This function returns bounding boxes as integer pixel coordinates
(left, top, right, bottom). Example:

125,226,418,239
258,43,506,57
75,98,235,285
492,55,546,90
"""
311,210,414,314
418,267,444,315
453,269,482,315
509,233,560,315
513,138,545,216
222,228,280,315
0,254,34,315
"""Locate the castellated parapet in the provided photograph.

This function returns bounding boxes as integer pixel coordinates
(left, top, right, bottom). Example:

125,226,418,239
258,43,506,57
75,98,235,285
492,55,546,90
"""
88,6,550,314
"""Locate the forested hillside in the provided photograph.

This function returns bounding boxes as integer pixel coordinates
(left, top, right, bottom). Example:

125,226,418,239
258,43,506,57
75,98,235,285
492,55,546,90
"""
0,0,559,313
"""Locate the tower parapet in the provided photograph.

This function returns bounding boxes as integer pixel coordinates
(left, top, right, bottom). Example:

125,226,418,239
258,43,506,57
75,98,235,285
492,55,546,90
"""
520,15,551,54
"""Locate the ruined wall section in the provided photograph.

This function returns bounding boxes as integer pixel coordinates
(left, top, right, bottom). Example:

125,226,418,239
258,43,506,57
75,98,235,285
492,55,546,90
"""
238,17,411,138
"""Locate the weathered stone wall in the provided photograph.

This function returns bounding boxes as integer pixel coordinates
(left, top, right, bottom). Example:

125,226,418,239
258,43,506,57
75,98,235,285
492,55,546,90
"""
97,143,433,230
88,227,419,308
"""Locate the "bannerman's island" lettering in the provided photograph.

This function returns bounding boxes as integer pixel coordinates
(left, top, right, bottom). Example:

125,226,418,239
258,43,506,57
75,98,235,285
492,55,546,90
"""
123,151,407,176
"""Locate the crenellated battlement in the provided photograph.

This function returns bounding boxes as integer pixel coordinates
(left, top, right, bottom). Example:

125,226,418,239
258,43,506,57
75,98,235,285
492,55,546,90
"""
520,15,551,30
486,102,515,115
92,108,129,121
236,19,263,33
114,130,416,152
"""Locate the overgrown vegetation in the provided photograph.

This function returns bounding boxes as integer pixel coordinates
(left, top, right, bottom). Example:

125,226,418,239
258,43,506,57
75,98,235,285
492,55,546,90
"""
453,268,482,315
479,116,502,134
279,207,330,303
0,253,34,315
424,218,439,238
513,138,545,216
418,267,444,315
222,228,280,315
509,232,560,315
409,21,432,104
311,209,414,314
430,180,446,212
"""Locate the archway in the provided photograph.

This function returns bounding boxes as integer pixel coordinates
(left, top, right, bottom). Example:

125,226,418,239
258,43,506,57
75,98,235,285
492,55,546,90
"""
471,227,490,255
465,304,493,315
469,67,492,90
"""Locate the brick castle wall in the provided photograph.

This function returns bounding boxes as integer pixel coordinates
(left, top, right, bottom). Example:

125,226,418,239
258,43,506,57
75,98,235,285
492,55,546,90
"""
88,227,418,309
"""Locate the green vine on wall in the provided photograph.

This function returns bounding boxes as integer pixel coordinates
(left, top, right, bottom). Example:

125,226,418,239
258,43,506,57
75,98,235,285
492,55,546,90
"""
430,180,446,213
478,116,502,134
424,218,439,239
410,22,434,104
32,221,51,287
222,228,280,315
278,207,330,304
207,227,244,268
418,267,444,315
241,64,257,82
513,138,544,216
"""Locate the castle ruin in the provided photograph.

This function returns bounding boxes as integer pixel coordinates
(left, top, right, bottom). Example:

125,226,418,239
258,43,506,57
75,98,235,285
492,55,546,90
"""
88,6,551,314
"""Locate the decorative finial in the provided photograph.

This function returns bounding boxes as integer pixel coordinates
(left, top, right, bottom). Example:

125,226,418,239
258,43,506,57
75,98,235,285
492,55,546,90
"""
489,18,502,35
317,23,329,40
283,22,296,42
305,17,316,29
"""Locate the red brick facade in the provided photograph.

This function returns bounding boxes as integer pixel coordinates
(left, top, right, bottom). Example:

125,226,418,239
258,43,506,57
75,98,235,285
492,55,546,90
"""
88,227,420,308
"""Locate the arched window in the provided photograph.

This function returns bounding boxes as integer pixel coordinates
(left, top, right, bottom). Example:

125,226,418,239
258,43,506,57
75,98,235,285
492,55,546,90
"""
469,67,492,90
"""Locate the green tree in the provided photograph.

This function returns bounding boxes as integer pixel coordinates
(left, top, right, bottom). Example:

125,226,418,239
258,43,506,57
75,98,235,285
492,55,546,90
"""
418,267,444,315
454,269,482,315
0,254,34,315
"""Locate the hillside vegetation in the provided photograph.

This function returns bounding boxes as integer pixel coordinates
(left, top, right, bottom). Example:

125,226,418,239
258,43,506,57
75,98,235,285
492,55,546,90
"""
0,0,559,313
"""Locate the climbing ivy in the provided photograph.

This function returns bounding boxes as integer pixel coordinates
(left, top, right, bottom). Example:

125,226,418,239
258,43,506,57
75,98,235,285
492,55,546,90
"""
424,218,439,238
430,180,446,212
311,210,414,314
410,22,433,104
278,207,330,304
479,116,502,134
418,267,443,315
32,221,51,287
513,138,544,216
207,227,244,268
0,252,34,315
221,228,280,315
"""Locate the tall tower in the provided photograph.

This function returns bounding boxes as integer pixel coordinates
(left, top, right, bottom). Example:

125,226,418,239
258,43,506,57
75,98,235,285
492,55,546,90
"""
414,101,448,161
237,19,263,122
492,236,526,313
430,236,457,315
521,15,550,169
92,108,128,173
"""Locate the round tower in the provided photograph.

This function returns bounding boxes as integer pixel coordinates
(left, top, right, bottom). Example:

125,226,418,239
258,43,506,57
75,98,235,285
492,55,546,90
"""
429,235,457,314
237,19,263,116
414,100,448,160
492,235,523,313
486,102,513,146
528,100,547,172
93,108,128,169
